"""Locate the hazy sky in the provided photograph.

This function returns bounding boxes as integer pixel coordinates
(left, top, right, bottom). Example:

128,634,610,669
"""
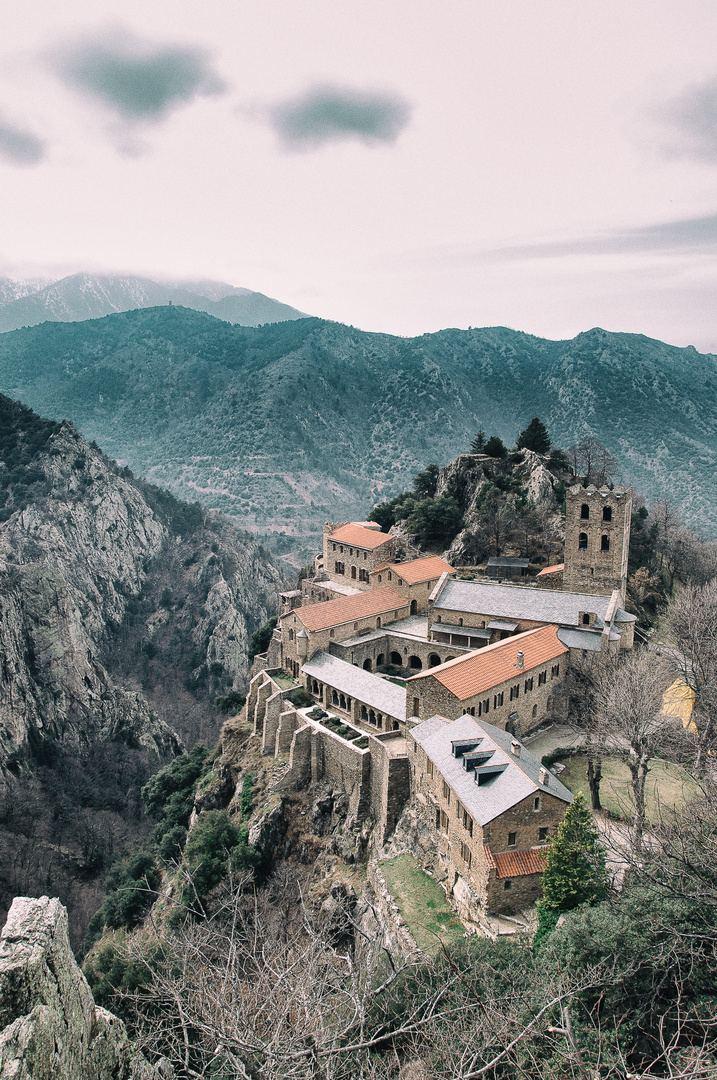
2,0,717,349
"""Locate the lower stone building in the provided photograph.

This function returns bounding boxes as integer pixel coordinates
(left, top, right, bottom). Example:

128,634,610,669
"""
406,625,569,733
408,713,573,916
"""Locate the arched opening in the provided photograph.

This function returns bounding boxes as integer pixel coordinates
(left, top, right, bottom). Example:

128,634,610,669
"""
369,710,376,725
392,721,400,731
578,532,588,550
376,653,385,667
446,656,455,662
582,613,590,625
360,705,368,721
580,503,590,520
603,506,612,522
376,617,381,628
339,694,347,710
410,599,418,615
390,651,402,666
363,658,372,671
408,655,422,670
376,713,383,729
332,690,339,705
351,566,357,579
429,653,441,667
601,534,610,551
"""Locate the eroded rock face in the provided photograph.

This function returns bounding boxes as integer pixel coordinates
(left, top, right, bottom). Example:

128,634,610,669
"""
0,896,170,1079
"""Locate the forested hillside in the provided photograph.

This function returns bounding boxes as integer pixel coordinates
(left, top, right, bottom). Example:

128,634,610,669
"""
0,308,715,556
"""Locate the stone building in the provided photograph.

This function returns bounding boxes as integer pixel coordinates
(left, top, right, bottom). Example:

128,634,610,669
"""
562,485,632,600
302,650,407,733
369,555,455,614
408,713,572,916
279,586,409,675
323,522,396,589
428,577,635,651
406,626,569,731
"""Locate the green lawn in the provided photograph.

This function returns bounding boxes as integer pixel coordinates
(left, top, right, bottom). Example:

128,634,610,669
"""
380,854,465,952
272,672,298,689
558,754,699,823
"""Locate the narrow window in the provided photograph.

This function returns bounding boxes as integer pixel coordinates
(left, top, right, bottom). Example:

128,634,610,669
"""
426,759,434,778
603,506,612,522
580,503,590,520
329,629,335,638
483,698,490,713
413,697,420,717
532,704,538,717
288,628,294,641
551,664,560,678
504,880,512,890
582,613,590,625
442,780,451,805
578,532,588,550
601,534,610,552
494,692,504,708
508,831,516,847
534,796,541,811
377,574,382,582
538,671,547,686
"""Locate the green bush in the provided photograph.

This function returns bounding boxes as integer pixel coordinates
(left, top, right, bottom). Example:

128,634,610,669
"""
182,810,261,907
248,616,277,660
240,773,253,820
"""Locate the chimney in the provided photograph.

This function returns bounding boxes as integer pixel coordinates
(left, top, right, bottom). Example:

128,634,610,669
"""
539,766,550,785
516,650,524,670
510,739,521,758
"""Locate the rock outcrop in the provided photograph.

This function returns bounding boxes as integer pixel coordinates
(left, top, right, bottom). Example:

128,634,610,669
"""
0,896,171,1079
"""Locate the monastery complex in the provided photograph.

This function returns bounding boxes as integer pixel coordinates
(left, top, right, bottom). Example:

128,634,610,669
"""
248,484,636,923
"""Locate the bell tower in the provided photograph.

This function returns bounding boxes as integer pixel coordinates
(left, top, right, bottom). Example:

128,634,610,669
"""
563,485,632,600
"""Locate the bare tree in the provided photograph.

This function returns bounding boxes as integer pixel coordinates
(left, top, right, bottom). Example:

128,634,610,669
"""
596,651,686,850
567,436,619,488
667,579,717,778
565,650,624,811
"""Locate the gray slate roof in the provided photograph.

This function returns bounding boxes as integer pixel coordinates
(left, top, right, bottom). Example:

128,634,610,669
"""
434,579,634,627
411,713,573,825
302,651,406,721
557,627,621,651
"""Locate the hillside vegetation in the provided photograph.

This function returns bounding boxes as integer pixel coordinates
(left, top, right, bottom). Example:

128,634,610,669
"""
0,308,716,559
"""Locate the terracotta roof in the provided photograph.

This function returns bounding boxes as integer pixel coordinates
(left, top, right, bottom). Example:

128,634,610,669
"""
537,563,564,577
486,846,548,879
407,625,568,700
370,555,455,585
329,523,394,550
295,587,408,632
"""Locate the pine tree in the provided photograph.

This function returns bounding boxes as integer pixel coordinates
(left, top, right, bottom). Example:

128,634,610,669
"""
484,435,507,458
517,417,551,455
535,792,607,948
470,427,487,453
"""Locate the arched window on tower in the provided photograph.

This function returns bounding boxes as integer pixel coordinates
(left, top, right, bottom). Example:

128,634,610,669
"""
601,535,610,552
580,503,590,520
603,506,612,522
578,532,588,550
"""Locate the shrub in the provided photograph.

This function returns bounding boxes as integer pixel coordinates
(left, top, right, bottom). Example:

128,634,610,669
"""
248,616,278,660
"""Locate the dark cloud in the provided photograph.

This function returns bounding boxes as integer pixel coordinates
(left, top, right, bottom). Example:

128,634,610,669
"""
658,77,717,161
52,30,225,122
268,85,411,149
0,117,45,166
481,213,717,262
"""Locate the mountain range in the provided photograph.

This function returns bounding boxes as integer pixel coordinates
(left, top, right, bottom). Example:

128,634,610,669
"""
0,306,715,555
0,273,307,332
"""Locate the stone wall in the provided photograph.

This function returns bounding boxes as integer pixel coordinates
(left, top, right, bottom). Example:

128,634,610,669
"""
369,735,411,843
280,602,410,671
407,658,568,733
322,526,396,589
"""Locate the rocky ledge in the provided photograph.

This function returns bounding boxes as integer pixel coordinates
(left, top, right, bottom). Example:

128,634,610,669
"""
0,896,170,1080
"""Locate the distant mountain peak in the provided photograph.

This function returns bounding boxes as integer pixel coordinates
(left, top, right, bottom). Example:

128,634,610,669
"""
0,272,309,332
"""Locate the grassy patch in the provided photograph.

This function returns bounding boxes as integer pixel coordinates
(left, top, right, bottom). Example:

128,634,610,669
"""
558,754,699,823
381,854,465,952
272,672,298,690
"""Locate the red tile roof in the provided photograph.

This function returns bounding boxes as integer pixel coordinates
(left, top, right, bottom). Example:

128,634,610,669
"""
485,846,547,878
537,563,564,577
295,587,408,632
407,625,568,700
329,523,394,550
370,555,455,585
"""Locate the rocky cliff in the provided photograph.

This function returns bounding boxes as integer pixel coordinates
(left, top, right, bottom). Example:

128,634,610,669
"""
435,449,563,565
0,394,285,941
0,896,170,1079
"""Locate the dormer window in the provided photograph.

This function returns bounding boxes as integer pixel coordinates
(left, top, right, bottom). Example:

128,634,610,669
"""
603,506,612,522
579,532,588,550
581,503,590,520
582,613,590,625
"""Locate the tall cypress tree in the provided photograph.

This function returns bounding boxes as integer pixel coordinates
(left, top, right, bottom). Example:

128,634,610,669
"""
535,792,607,947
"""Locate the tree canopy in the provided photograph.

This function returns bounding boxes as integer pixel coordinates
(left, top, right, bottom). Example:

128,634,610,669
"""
517,417,551,455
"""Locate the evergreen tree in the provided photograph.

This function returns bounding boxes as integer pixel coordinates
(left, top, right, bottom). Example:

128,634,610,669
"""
412,463,439,498
517,417,551,455
535,793,607,947
470,427,487,453
484,435,507,458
